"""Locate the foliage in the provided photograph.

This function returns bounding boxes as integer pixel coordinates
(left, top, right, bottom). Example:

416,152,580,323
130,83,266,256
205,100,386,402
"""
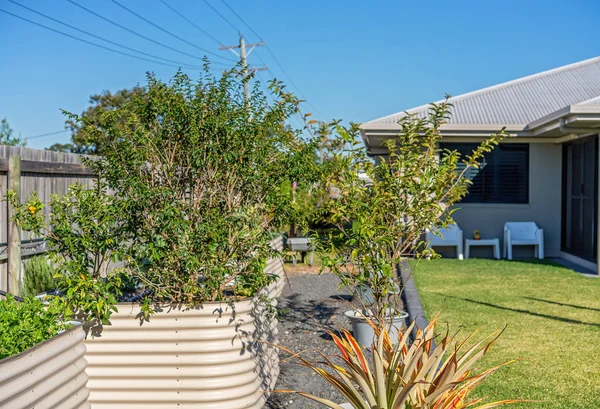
6,182,127,324
0,295,71,360
317,100,507,317
22,255,56,298
46,142,78,153
276,179,328,234
50,88,145,154
64,67,317,312
283,317,520,409
0,118,27,146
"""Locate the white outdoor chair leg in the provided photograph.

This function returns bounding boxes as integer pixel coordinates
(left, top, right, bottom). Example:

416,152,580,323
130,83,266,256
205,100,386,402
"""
292,254,297,266
537,229,544,259
464,243,469,259
507,244,513,261
494,243,500,259
457,231,464,260
308,251,314,266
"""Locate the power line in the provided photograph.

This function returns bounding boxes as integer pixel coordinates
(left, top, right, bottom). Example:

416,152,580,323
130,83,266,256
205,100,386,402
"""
8,0,206,69
218,0,261,40
200,0,239,33
25,129,70,140
66,0,231,66
0,8,207,70
159,0,222,45
109,0,234,63
217,1,322,115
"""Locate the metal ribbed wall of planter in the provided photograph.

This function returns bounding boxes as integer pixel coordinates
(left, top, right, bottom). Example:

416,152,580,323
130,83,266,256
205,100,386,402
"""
85,299,265,409
0,325,90,409
84,238,286,409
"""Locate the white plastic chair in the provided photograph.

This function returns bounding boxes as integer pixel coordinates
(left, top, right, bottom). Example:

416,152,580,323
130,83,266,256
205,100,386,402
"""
426,224,464,260
503,222,544,260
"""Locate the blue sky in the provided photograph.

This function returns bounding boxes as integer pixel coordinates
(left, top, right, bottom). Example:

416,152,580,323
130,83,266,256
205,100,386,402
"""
1,0,599,149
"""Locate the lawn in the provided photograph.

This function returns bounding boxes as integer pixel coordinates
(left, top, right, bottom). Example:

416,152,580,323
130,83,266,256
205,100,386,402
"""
412,259,600,409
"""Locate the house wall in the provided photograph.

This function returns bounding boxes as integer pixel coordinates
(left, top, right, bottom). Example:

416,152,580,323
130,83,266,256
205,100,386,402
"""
448,143,562,258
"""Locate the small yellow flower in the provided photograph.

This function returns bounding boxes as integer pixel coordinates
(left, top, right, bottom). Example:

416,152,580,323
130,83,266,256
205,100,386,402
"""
28,205,36,214
80,274,86,281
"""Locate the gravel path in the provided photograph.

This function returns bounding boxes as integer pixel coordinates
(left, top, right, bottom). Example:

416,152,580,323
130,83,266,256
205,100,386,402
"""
266,271,353,408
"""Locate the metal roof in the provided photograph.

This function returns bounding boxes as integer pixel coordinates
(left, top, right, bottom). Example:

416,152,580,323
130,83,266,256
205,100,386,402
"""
363,56,600,128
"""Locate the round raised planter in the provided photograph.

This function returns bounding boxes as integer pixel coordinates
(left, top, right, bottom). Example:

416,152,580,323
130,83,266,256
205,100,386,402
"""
344,310,409,347
0,323,90,409
84,297,277,409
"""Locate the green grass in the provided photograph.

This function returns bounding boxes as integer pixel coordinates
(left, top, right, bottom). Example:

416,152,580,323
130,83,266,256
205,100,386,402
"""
412,259,600,409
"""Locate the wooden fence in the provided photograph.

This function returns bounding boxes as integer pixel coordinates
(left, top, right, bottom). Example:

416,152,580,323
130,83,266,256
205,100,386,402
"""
0,146,96,295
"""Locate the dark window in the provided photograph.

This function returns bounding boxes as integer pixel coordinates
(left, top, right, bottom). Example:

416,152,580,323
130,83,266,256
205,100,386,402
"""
440,143,529,204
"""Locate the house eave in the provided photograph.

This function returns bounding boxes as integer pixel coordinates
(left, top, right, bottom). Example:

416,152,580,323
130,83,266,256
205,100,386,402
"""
362,107,600,155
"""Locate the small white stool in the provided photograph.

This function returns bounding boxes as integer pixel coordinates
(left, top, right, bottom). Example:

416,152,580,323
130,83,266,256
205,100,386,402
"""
465,238,501,259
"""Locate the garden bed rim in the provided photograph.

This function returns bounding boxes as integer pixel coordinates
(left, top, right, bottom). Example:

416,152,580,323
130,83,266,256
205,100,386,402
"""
0,322,82,364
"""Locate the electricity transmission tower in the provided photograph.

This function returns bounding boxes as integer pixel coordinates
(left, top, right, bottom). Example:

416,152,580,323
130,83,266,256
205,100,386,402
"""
219,33,267,103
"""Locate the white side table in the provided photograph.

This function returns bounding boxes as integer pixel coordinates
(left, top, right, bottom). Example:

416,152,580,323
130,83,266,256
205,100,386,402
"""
465,238,501,259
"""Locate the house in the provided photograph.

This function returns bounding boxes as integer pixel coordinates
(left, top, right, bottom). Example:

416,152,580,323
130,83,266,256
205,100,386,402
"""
360,56,600,273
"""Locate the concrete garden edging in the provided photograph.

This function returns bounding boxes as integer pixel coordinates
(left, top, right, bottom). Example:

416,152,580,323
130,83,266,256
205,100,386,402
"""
397,261,431,341
0,324,90,409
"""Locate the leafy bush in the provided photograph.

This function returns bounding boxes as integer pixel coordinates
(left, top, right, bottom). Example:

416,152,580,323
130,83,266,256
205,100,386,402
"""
0,295,71,360
284,317,520,408
9,66,318,321
7,183,127,324
317,101,507,317
68,69,317,311
22,255,56,298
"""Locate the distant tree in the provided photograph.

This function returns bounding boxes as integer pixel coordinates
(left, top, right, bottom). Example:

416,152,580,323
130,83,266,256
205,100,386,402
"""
46,142,77,153
62,87,145,154
0,118,27,146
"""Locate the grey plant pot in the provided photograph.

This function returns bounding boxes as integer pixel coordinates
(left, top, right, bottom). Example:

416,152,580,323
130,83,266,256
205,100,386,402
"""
344,310,409,347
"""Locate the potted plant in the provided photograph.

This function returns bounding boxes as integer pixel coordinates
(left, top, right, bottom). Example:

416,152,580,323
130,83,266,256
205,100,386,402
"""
0,295,90,408
317,101,506,346
11,68,318,408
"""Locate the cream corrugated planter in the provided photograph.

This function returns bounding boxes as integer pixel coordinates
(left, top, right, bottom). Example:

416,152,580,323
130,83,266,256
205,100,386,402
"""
84,248,286,409
0,324,90,409
85,300,265,409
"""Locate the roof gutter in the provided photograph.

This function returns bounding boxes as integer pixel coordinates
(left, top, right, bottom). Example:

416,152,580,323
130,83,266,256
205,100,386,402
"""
558,117,597,134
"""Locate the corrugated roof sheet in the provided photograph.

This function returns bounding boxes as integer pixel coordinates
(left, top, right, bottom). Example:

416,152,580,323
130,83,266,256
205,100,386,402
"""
364,57,600,127
579,95,600,106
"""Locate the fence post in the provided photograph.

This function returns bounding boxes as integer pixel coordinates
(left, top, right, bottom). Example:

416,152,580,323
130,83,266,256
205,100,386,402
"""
7,155,21,296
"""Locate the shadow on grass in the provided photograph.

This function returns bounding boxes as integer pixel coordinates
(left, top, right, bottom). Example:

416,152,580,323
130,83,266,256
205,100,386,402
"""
437,293,600,328
524,296,600,313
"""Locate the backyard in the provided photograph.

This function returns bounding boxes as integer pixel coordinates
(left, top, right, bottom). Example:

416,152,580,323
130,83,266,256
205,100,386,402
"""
413,259,600,409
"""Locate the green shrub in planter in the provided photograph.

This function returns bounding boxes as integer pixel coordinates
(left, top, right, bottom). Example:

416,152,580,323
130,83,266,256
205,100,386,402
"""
8,66,318,321
22,255,56,298
0,295,71,359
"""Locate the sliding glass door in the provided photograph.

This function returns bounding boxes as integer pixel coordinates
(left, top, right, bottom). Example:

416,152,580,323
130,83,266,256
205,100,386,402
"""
562,137,598,260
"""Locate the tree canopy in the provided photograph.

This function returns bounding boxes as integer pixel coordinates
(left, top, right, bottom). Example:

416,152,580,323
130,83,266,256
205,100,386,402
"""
47,88,144,154
0,118,27,147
